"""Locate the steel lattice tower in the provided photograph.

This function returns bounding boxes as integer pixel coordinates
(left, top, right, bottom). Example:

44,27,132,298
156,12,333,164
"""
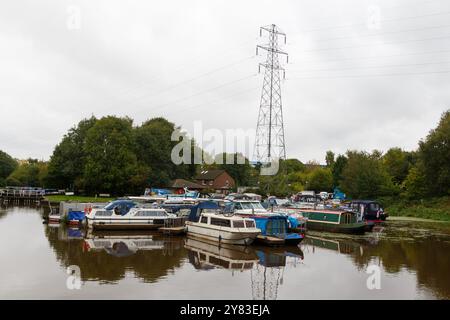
254,24,288,164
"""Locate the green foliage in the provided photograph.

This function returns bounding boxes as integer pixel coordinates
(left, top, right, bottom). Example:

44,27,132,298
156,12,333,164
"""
384,197,450,221
6,159,48,187
418,110,450,196
307,168,333,192
332,154,347,187
133,118,197,188
0,150,17,180
340,151,396,199
382,147,411,185
46,116,97,190
402,166,428,199
325,150,335,167
83,116,138,195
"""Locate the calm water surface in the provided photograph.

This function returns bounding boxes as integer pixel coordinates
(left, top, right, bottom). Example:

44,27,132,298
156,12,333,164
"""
1,206,449,299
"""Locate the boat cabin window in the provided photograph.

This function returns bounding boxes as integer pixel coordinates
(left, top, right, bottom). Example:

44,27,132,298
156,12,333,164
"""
135,210,166,217
200,216,208,224
232,220,245,228
368,203,380,213
210,217,231,227
245,220,255,228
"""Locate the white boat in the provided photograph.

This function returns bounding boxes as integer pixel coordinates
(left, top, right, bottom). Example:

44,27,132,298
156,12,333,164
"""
227,200,272,216
185,202,260,246
85,200,176,230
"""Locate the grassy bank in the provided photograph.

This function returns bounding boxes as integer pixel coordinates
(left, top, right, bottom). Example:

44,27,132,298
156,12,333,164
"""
44,195,115,203
382,197,450,222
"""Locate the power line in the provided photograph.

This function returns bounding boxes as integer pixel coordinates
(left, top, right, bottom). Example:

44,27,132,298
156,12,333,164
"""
164,86,259,116
304,23,450,44
286,69,450,80
290,60,450,73
125,55,255,104
291,48,450,64
290,10,450,35
112,38,257,100
294,34,450,54
146,73,257,112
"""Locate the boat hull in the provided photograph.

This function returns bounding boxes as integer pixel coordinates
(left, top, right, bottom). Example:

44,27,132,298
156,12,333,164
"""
186,222,259,246
86,217,165,230
306,221,366,234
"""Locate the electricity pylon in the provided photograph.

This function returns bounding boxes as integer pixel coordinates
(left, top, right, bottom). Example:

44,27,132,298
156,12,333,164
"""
254,24,288,164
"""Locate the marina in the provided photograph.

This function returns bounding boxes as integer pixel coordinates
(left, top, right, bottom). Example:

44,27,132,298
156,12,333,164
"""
1,204,449,299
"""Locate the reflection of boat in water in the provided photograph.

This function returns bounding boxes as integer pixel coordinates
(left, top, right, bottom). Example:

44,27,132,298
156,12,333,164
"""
302,235,364,255
185,237,259,270
83,231,171,257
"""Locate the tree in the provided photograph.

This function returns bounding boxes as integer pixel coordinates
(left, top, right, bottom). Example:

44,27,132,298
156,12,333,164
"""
325,151,335,167
6,159,48,187
340,151,396,199
402,166,427,199
307,168,333,192
382,147,411,185
332,154,348,187
133,117,198,188
83,116,138,195
46,116,97,190
0,150,17,186
417,110,450,196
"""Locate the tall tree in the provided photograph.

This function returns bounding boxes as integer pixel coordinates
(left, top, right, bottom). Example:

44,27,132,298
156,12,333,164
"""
417,110,450,196
0,150,17,186
340,150,395,199
382,147,411,185
133,117,198,188
46,116,97,190
83,116,138,195
307,168,333,192
332,154,348,187
325,150,335,167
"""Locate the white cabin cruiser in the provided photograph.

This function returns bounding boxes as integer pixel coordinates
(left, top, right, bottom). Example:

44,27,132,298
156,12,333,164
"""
85,200,175,230
185,201,260,246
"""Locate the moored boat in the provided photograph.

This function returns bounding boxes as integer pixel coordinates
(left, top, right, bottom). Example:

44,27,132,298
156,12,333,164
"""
185,201,260,246
85,200,176,230
298,209,367,234
343,200,388,223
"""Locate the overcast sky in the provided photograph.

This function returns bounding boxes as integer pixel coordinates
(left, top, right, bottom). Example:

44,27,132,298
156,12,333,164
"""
1,0,449,164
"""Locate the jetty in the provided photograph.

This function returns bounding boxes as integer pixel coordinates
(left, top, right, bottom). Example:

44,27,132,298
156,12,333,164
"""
0,187,45,205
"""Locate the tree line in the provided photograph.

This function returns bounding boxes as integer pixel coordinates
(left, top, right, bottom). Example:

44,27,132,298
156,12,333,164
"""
0,110,448,200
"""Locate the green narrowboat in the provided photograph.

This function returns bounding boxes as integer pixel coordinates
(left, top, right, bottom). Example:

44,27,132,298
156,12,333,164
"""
299,209,367,234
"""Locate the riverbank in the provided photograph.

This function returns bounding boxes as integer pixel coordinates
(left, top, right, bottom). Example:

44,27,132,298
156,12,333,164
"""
383,197,450,222
44,195,115,203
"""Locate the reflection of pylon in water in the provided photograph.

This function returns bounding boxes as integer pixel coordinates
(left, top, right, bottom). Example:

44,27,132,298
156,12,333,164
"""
251,264,283,300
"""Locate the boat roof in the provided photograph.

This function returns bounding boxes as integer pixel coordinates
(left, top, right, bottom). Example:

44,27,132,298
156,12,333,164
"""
201,212,254,220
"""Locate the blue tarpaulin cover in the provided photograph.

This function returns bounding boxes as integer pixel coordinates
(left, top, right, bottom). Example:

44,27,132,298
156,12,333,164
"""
68,211,85,221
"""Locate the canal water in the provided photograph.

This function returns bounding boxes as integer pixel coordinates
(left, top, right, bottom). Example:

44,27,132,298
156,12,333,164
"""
1,205,449,299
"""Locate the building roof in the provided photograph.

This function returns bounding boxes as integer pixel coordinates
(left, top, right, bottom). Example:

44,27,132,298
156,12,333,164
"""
169,179,204,189
194,169,227,180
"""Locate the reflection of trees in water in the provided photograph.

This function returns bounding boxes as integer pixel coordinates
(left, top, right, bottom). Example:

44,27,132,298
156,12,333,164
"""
45,226,187,283
351,239,450,299
304,235,450,299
